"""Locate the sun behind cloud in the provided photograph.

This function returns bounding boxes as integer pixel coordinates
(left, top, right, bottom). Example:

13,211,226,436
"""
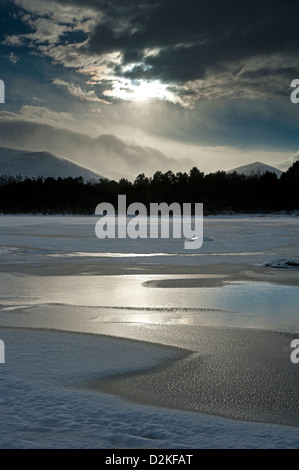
132,80,169,102
103,78,176,103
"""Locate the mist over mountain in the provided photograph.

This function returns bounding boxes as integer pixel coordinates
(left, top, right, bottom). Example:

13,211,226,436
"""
0,120,180,180
0,147,103,181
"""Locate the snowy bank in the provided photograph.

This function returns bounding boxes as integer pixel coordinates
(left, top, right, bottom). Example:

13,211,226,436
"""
0,328,299,449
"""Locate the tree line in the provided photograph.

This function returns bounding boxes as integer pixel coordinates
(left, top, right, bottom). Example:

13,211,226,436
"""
0,161,298,214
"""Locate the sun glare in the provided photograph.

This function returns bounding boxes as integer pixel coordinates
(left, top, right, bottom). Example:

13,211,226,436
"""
132,80,165,101
104,78,175,103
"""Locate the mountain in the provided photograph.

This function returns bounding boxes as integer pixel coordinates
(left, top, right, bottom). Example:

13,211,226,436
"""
227,162,282,178
0,147,103,181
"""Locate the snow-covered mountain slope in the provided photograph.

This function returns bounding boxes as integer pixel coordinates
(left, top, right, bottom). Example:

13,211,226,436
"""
0,147,103,181
227,162,282,178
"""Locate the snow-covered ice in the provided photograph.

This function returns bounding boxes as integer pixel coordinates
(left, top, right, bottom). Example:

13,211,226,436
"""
0,215,298,448
0,214,298,266
0,328,299,449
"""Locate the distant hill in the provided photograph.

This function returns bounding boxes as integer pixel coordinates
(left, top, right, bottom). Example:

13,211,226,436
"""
227,162,282,178
0,147,103,181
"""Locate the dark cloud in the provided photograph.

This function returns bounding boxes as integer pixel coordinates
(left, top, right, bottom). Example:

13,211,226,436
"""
41,0,299,104
3,0,298,105
240,67,299,81
76,0,299,81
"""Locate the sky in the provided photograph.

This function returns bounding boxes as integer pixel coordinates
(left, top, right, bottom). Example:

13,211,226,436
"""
0,0,299,180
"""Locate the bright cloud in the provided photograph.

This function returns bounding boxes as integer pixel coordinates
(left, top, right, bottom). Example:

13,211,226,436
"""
52,78,108,103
